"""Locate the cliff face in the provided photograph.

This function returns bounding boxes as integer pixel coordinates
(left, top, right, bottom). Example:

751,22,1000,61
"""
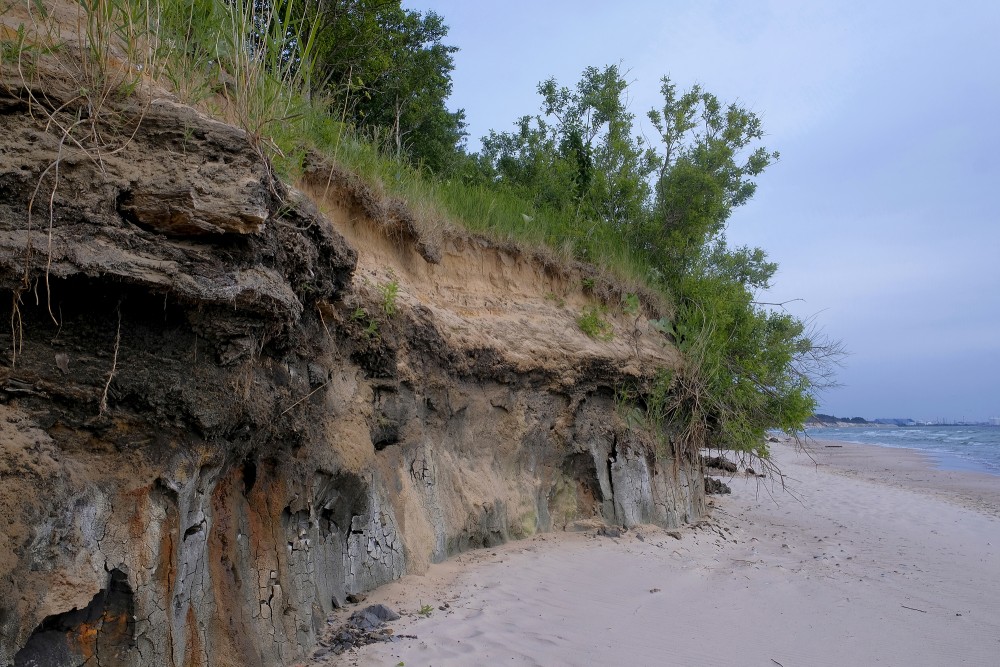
0,62,704,667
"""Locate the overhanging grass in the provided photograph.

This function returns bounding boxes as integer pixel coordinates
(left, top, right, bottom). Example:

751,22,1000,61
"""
268,99,661,292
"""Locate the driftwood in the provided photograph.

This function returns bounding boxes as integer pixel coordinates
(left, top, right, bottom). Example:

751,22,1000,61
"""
701,455,738,473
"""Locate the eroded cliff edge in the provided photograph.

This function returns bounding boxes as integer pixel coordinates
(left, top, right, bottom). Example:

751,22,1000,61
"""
0,74,704,665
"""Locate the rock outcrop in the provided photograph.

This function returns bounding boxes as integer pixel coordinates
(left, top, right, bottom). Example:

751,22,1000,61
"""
0,49,704,667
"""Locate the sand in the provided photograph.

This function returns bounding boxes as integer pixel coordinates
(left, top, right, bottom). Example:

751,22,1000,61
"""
320,439,1000,666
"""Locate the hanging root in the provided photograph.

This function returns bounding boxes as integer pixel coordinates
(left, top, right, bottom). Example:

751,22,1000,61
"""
9,289,25,366
99,304,121,415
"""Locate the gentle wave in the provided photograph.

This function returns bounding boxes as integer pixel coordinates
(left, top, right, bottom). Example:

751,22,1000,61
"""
805,425,1000,476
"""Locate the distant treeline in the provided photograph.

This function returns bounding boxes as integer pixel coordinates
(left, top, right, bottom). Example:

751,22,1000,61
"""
808,414,869,424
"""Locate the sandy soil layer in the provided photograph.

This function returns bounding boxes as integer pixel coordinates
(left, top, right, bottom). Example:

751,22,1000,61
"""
313,440,1000,666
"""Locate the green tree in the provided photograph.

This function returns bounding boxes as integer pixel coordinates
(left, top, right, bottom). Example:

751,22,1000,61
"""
633,78,833,454
477,64,658,230
298,0,467,174
645,77,778,282
475,67,841,454
671,251,821,455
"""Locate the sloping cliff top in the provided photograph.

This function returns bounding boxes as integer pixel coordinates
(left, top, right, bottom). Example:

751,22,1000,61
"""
301,165,679,386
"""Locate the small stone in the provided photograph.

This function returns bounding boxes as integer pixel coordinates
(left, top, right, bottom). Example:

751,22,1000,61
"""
54,352,70,375
704,477,732,495
598,525,624,538
567,519,603,532
361,604,401,622
649,588,661,593
352,612,381,631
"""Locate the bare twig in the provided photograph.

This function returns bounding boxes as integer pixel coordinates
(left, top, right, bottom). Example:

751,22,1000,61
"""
278,380,330,417
317,303,333,338
901,605,926,613
752,298,803,309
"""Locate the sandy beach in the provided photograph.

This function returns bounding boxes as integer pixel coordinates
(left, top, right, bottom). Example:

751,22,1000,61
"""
315,439,1000,666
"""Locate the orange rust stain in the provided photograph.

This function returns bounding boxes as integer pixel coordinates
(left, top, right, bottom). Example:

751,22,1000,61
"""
68,622,98,661
207,464,274,666
155,505,178,616
244,464,282,574
208,466,239,603
210,467,236,544
97,611,132,656
184,605,205,667
122,484,156,569
61,594,135,661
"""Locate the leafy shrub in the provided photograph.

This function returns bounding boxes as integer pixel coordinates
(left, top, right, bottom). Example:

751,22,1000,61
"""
622,293,640,316
351,306,379,339
577,305,613,341
544,292,566,307
379,279,399,316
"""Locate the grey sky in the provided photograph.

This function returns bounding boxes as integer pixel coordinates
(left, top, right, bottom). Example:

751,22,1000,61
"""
405,0,1000,421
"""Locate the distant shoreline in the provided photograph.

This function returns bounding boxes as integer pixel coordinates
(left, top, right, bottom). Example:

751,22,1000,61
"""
804,437,1000,512
804,425,1000,478
808,421,1000,428
806,421,899,428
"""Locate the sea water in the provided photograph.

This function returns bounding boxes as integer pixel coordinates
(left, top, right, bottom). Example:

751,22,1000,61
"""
804,425,1000,477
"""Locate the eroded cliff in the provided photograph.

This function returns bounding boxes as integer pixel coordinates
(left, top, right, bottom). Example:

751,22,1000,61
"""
0,35,704,667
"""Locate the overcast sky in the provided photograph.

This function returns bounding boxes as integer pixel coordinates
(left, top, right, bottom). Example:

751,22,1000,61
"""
404,0,1000,422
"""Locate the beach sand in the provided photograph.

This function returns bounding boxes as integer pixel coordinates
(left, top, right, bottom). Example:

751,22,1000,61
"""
316,440,1000,666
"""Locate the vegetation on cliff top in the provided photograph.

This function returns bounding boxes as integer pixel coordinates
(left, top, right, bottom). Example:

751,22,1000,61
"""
0,0,843,456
